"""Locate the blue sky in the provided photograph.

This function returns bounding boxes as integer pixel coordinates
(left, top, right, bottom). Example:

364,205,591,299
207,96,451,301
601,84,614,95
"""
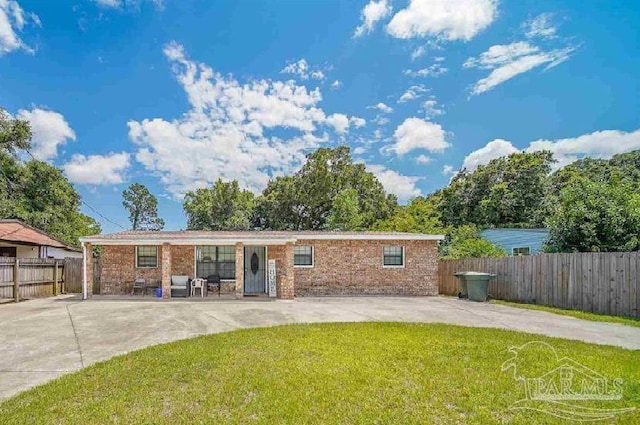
1,0,639,232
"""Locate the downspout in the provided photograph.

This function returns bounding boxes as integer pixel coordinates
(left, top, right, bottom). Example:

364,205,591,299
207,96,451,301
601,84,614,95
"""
82,242,87,300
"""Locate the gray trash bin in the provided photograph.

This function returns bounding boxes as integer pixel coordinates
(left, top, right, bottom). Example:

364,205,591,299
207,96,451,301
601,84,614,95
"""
464,272,497,302
453,272,468,299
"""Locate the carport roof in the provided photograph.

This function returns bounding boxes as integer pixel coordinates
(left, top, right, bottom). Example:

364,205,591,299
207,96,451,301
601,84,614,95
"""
79,230,445,245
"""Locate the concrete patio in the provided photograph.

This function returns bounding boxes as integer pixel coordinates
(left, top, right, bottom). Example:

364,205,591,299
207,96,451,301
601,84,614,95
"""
1,294,639,402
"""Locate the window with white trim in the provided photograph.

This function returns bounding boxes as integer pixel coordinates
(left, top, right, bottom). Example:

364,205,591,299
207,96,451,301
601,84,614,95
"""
294,245,313,267
383,246,404,267
512,247,531,256
136,246,158,268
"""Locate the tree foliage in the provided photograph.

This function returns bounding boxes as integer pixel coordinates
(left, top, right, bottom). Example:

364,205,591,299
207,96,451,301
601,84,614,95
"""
122,183,165,231
373,195,445,234
258,147,397,230
439,151,554,228
440,225,507,259
0,109,101,246
183,179,255,230
0,108,31,156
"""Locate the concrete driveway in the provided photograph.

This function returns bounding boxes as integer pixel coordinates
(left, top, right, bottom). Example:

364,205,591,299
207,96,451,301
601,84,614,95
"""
1,295,639,402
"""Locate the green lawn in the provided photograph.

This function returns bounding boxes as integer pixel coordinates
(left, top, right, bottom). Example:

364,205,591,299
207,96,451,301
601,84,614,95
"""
493,300,640,328
1,323,638,424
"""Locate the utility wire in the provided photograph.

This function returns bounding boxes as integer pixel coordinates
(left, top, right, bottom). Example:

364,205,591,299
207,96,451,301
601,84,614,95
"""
5,148,128,231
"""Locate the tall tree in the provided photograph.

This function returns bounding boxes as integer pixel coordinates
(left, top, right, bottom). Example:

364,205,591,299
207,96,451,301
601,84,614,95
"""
326,189,363,231
183,179,255,230
544,177,640,252
259,146,397,230
439,151,555,228
0,108,31,156
122,183,165,231
374,195,445,234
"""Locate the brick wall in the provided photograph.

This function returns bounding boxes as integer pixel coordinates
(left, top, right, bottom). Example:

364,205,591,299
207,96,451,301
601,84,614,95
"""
294,239,439,296
99,239,439,297
99,245,237,296
100,245,163,294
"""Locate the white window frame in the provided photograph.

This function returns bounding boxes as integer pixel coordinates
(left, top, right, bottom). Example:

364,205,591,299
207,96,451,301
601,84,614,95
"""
135,246,158,268
512,246,531,256
293,245,314,268
382,246,405,268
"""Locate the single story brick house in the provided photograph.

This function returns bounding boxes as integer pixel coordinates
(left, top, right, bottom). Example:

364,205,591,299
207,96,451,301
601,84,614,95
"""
79,231,444,300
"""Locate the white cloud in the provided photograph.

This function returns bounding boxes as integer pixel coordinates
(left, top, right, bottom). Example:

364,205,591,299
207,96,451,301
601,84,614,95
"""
387,0,498,41
16,108,76,161
527,129,640,169
367,164,422,201
403,63,447,78
442,165,455,175
330,80,343,89
0,0,38,55
397,84,428,103
464,41,574,95
350,116,366,128
372,116,390,126
421,98,444,119
462,138,519,171
326,113,351,134
415,154,432,164
389,117,450,155
353,146,366,155
411,45,426,61
367,102,393,114
281,58,327,81
91,0,163,8
62,152,131,185
354,0,392,37
523,13,557,39
128,42,355,198
460,128,640,172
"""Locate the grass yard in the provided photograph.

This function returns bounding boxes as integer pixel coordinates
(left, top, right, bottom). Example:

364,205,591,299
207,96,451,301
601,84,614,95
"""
1,323,638,424
493,300,640,328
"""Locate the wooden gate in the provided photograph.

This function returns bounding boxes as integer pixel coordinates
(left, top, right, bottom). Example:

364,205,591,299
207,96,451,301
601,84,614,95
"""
63,257,101,294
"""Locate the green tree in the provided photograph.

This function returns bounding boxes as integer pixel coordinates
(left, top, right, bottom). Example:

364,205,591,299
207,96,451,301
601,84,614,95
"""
122,183,165,231
440,225,507,259
0,108,31,156
259,146,397,230
373,195,445,234
439,151,554,228
0,108,100,246
326,189,363,231
183,179,255,230
544,177,640,252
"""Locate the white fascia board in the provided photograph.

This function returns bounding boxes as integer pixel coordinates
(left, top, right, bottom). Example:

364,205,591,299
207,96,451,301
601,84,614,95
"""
295,234,445,241
78,238,297,246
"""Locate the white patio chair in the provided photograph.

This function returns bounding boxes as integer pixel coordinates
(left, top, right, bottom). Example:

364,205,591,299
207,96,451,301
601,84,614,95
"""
191,278,205,297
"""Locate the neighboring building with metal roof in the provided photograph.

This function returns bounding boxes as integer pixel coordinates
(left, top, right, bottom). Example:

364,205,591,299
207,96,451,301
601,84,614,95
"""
480,228,549,256
0,219,82,259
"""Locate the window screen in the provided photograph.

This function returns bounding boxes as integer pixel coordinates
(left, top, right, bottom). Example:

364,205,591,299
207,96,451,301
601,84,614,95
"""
294,245,313,266
383,246,404,266
196,246,236,279
136,246,158,268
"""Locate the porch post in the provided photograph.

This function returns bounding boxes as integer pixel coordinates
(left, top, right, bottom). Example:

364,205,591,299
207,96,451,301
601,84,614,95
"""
280,242,295,300
84,242,93,299
161,243,172,299
235,242,244,298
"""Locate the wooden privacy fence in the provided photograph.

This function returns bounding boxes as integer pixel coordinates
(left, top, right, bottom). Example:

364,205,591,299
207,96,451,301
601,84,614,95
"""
0,258,66,301
63,257,101,295
438,252,640,318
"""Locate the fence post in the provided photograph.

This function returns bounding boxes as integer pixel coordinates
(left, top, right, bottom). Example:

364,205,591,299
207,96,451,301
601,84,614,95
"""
13,259,19,303
53,260,59,296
